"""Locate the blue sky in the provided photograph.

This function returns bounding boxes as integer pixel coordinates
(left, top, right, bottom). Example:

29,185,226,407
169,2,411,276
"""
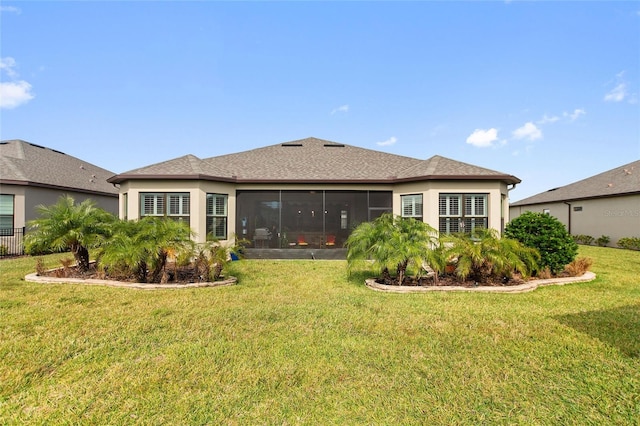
1,1,638,201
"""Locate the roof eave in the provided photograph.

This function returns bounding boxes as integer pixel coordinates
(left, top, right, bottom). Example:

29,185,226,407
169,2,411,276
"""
0,179,119,197
511,190,640,206
393,174,521,185
107,173,521,185
107,174,238,184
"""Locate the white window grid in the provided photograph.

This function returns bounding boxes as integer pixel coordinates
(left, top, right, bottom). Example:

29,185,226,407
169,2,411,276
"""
401,194,423,218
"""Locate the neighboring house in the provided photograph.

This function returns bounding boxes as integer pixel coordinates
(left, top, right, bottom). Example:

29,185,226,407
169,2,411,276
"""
0,139,119,255
510,160,640,247
108,137,520,258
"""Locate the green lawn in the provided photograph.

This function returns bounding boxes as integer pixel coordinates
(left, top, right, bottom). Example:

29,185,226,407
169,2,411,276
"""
1,246,639,424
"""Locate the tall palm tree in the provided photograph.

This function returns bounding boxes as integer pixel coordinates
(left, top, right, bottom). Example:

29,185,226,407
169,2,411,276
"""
25,195,114,272
346,213,442,285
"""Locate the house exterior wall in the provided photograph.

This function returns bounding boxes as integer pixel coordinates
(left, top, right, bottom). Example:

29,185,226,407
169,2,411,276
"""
510,202,570,225
119,179,234,243
509,194,640,246
0,182,118,227
393,180,511,233
0,183,117,255
118,179,513,247
24,186,118,221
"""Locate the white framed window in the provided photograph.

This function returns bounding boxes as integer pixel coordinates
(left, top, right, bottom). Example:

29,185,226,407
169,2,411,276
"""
439,194,461,234
439,193,488,234
0,194,15,236
401,194,423,221
207,193,228,240
168,194,190,217
140,193,190,222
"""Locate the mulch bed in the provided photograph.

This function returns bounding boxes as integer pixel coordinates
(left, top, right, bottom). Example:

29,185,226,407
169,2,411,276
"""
38,262,217,285
374,271,572,288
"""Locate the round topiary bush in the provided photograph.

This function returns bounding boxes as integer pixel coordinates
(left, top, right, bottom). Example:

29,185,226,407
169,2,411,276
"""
505,211,578,275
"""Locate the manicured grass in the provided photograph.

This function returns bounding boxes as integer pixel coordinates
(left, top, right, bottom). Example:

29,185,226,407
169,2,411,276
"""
1,246,639,424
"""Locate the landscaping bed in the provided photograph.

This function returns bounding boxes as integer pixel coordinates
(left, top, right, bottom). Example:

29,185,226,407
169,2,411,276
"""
28,262,238,289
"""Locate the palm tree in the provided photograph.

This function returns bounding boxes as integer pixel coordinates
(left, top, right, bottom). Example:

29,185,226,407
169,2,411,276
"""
25,195,114,272
445,228,540,283
346,213,442,285
99,217,193,283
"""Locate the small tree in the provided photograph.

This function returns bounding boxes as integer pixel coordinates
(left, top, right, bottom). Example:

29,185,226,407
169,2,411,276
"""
191,236,247,282
25,195,114,272
345,213,442,285
505,211,578,275
445,228,540,283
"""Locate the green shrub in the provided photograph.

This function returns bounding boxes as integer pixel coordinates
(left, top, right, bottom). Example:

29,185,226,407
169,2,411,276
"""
595,235,610,247
444,228,539,283
573,234,594,245
617,237,640,251
0,245,7,256
505,211,578,275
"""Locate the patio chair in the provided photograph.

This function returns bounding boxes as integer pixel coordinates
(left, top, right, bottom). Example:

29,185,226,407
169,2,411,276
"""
325,234,336,247
253,228,272,248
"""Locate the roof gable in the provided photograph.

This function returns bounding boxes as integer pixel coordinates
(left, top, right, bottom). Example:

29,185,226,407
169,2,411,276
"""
108,137,520,185
512,159,640,206
0,139,119,196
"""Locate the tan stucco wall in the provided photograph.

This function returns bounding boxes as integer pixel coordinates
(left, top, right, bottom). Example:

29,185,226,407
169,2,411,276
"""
393,180,511,234
119,180,236,243
509,194,640,246
119,179,515,244
510,202,570,224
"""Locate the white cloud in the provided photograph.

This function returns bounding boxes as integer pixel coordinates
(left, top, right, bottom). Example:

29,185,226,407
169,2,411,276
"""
512,122,542,141
538,114,560,124
0,81,35,109
0,57,35,109
376,136,397,146
604,71,632,102
465,128,499,147
0,6,21,14
564,108,586,121
0,57,19,78
604,83,627,102
330,104,349,115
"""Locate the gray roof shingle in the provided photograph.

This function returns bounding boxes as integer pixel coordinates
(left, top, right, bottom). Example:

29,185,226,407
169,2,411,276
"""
511,159,640,206
109,137,520,185
0,139,119,196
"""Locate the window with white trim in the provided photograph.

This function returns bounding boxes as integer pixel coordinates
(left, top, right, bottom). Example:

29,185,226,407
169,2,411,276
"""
0,194,15,236
401,194,423,221
140,193,190,222
439,193,488,234
207,193,228,240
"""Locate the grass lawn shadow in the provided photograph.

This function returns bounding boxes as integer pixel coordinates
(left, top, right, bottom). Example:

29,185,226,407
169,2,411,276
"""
556,304,640,358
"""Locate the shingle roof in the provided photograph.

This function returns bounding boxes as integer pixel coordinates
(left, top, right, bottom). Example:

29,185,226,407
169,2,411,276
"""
0,139,119,196
511,159,640,206
108,137,520,185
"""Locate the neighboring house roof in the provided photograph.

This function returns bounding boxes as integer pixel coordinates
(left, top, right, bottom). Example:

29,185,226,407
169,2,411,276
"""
511,159,640,206
0,139,119,197
108,137,520,185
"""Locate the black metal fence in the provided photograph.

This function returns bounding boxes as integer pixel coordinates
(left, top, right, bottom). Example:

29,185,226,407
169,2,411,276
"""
0,228,25,257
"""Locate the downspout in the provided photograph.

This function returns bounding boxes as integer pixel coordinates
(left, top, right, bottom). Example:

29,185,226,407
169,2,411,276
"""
564,201,572,235
504,183,518,233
